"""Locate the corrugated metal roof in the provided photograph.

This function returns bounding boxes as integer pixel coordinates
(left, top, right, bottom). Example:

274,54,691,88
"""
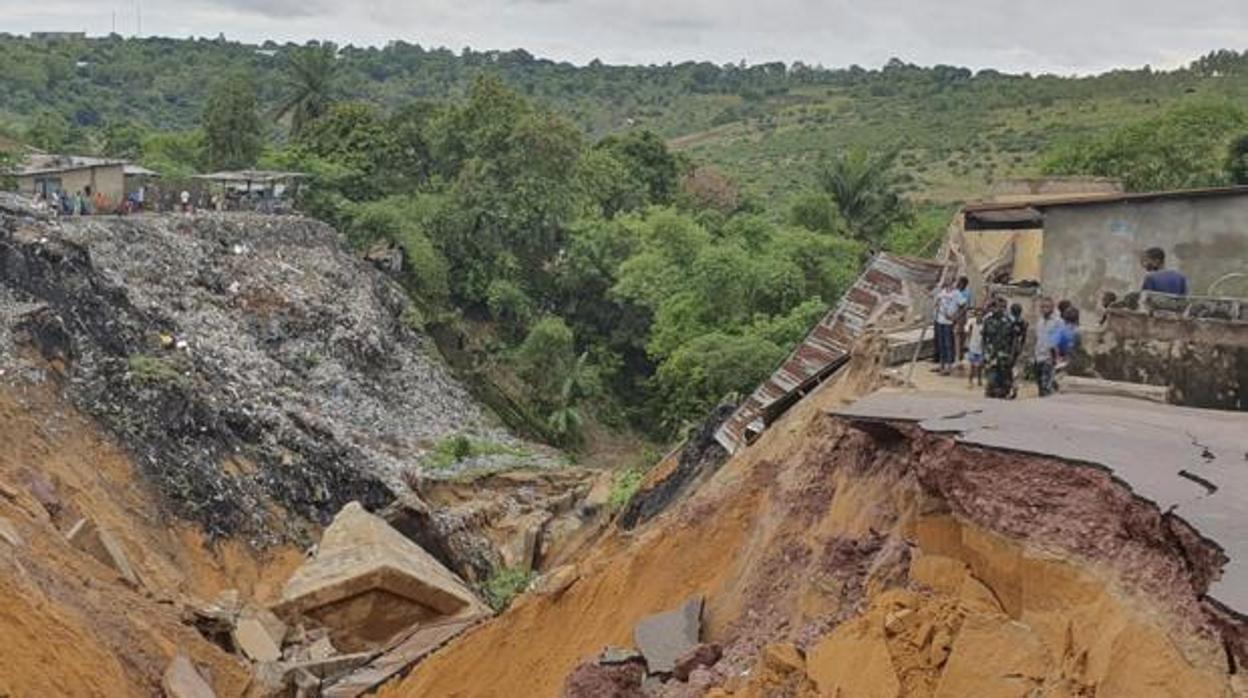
962,184,1248,215
714,253,947,454
11,153,128,176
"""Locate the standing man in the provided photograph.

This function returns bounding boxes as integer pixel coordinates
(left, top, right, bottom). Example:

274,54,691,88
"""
981,296,1014,398
954,276,972,368
1032,297,1062,397
933,278,965,376
1141,247,1188,296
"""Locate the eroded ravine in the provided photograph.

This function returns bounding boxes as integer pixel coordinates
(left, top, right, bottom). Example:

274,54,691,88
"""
382,365,1246,698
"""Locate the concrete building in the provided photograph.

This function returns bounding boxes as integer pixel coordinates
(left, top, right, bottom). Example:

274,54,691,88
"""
962,185,1248,317
11,154,128,209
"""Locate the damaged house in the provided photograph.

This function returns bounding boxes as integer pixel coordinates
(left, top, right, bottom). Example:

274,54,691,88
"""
719,178,1248,454
959,181,1248,409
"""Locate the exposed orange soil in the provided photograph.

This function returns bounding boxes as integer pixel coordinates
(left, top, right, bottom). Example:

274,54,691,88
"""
381,347,1238,698
0,381,304,696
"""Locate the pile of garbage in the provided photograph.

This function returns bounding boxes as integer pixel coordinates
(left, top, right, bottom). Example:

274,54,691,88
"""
0,212,524,544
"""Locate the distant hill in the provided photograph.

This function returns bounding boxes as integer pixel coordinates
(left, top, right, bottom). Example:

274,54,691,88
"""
3,35,1248,202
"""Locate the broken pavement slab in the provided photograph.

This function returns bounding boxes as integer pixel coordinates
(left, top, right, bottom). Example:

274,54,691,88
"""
829,391,1248,615
275,502,488,652
321,618,476,698
65,517,140,587
162,654,217,698
633,596,703,675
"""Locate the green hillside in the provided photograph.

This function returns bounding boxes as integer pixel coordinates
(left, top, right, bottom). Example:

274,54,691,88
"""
4,36,1248,202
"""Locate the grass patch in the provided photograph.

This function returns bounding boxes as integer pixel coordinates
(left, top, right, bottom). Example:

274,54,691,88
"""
482,566,535,611
421,434,531,471
127,353,184,385
607,467,645,512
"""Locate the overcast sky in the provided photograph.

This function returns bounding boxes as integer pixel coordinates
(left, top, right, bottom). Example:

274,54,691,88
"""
4,0,1248,75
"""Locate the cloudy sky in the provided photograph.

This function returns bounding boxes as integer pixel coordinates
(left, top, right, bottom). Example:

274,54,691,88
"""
4,0,1248,75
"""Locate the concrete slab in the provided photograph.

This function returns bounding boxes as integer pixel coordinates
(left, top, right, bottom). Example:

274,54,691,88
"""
233,616,282,663
321,618,476,698
634,596,703,674
65,517,139,587
275,502,487,651
161,654,217,698
829,391,1248,614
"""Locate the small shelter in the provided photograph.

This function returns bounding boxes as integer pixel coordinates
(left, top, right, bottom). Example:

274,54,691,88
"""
190,170,305,212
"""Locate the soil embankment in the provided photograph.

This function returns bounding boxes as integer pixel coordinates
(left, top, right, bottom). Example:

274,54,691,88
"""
0,381,304,696
382,358,1245,697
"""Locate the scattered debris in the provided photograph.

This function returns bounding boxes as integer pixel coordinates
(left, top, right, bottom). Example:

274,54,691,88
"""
634,596,704,675
598,646,645,666
562,660,646,698
161,654,217,698
65,517,140,587
672,642,722,682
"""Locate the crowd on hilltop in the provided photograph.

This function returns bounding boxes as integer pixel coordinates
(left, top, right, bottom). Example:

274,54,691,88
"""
931,246,1189,399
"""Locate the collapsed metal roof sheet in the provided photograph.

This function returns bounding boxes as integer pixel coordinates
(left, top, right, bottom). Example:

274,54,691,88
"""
713,253,947,454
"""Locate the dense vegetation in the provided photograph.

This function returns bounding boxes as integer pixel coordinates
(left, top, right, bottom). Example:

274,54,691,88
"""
7,35,1248,201
6,35,1248,447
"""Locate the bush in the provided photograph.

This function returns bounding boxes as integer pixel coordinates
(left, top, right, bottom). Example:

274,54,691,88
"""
483,566,535,611
607,467,645,511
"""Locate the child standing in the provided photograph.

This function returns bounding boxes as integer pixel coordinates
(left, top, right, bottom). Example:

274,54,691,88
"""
965,307,984,387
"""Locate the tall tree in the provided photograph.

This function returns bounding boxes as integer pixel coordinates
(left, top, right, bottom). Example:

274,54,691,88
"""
275,43,339,138
815,148,910,246
202,73,262,170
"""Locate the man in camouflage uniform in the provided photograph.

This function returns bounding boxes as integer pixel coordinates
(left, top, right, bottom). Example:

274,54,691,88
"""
981,296,1016,399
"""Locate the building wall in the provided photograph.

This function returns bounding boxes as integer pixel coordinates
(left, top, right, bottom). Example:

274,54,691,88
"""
1040,195,1248,316
18,165,126,208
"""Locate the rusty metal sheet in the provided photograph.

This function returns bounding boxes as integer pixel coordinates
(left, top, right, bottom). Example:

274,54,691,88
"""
714,253,947,453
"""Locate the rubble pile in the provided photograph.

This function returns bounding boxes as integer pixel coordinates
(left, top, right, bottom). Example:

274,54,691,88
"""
0,212,527,542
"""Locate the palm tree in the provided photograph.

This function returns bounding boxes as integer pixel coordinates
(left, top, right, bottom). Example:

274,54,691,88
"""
815,147,911,246
274,43,338,138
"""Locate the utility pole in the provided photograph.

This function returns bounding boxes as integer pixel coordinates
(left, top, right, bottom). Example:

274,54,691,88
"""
136,0,142,37
112,10,116,35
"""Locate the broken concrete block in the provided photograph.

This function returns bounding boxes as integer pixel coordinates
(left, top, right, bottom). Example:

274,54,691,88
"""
65,517,139,587
306,637,337,662
274,502,488,652
234,616,282,663
0,516,23,547
598,646,645,666
162,654,217,698
634,596,703,675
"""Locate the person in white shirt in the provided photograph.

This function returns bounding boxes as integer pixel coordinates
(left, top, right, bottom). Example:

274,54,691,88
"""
933,278,965,375
1032,296,1063,397
965,307,984,387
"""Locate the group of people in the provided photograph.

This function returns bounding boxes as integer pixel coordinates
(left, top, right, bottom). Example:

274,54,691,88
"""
31,188,110,216
932,277,1080,400
929,246,1189,400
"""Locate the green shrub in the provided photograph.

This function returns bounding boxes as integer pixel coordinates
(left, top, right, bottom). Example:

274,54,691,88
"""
607,467,645,511
483,566,535,611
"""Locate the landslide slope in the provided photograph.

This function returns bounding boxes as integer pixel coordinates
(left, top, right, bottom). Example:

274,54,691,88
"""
383,354,1247,697
0,211,510,543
